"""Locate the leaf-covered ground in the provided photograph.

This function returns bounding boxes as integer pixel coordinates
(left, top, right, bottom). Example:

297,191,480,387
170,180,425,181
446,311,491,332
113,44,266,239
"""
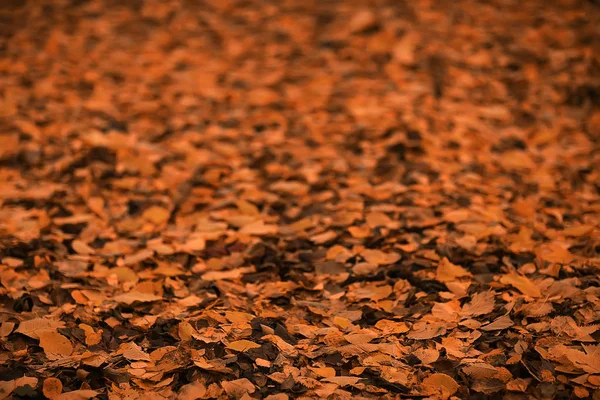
1,0,600,399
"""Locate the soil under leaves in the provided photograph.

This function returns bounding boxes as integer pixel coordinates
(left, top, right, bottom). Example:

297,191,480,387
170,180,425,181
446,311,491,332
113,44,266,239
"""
1,0,600,399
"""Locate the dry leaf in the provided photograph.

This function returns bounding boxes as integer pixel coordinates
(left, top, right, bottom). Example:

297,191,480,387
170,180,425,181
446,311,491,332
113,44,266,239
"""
0,322,15,337
72,240,95,255
414,347,440,365
500,272,541,297
38,331,73,359
360,249,401,265
118,342,151,361
43,378,63,399
227,340,262,352
436,257,471,282
15,318,62,339
422,373,459,399
222,378,255,399
239,220,278,235
113,291,162,304
79,324,102,346
323,376,361,386
142,206,170,225
408,322,446,340
481,315,514,331
461,292,495,317
309,366,336,378
178,381,207,400
53,390,98,400
349,10,377,33
178,321,196,341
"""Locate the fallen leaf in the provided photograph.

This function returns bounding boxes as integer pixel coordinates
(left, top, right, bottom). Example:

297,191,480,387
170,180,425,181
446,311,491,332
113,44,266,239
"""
71,240,95,255
227,340,262,352
360,249,401,265
178,381,207,400
323,376,361,386
43,378,63,399
461,292,495,317
118,342,151,361
79,324,102,346
462,362,498,379
15,318,62,339
414,347,440,365
38,331,73,359
142,206,170,225
0,322,15,337
349,10,377,33
239,220,278,235
310,230,337,244
436,257,471,282
53,390,98,400
178,321,196,341
500,272,541,297
408,322,446,340
422,373,459,399
222,378,255,399
481,315,514,331
113,291,162,304
310,366,336,378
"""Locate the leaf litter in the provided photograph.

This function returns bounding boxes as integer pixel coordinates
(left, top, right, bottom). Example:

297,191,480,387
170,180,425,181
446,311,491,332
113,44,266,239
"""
0,0,599,398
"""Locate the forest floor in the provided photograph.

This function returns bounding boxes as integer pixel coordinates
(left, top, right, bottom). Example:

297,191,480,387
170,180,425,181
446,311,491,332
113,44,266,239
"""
1,0,600,399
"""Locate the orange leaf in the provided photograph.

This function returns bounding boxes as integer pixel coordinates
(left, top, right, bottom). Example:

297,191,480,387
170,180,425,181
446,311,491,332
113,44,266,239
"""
39,331,73,359
500,272,541,297
436,257,471,282
227,340,262,352
43,378,63,399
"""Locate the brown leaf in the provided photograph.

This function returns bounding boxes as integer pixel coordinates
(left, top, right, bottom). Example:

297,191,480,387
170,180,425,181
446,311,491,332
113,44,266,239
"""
38,331,73,360
461,291,495,317
365,211,392,228
309,366,336,378
178,381,207,400
536,242,574,264
500,272,541,297
71,240,95,255
15,318,62,339
323,376,361,386
481,315,514,331
79,324,102,346
414,347,440,365
407,322,446,340
113,291,162,305
360,249,401,265
0,322,15,337
347,283,392,302
348,10,377,33
393,33,418,65
239,220,278,235
436,257,471,282
221,378,255,399
462,362,498,379
422,373,459,399
53,390,98,400
43,378,63,399
227,340,262,352
142,206,170,225
178,321,196,341
118,342,151,361
310,230,337,244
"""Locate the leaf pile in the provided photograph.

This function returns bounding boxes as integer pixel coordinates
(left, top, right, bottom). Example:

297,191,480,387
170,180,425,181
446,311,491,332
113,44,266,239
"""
1,0,600,399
